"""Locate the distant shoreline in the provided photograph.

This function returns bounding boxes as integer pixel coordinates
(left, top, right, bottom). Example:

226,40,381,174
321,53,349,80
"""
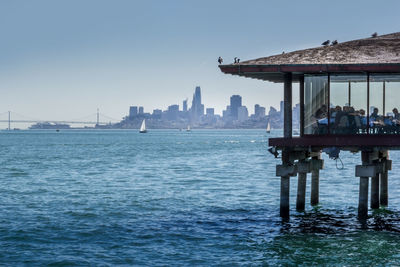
2,128,288,131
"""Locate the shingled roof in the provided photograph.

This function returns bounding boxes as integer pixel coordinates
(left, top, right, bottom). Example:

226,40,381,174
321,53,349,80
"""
219,32,400,82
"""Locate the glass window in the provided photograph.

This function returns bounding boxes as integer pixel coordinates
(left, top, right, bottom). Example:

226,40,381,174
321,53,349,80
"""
370,74,400,134
304,75,328,134
330,74,367,134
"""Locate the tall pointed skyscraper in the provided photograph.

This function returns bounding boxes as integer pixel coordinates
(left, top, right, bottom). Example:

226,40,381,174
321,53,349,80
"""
190,86,204,122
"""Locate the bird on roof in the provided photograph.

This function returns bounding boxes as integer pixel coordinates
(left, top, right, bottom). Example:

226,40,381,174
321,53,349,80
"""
371,32,378,38
218,56,223,64
331,40,338,46
234,57,237,63
322,40,330,46
237,58,240,63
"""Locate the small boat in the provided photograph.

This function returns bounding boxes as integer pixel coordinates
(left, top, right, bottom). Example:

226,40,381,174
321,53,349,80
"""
139,119,147,133
186,125,191,132
266,122,271,133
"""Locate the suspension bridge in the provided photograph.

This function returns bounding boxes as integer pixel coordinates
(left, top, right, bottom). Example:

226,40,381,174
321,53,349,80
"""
0,110,121,130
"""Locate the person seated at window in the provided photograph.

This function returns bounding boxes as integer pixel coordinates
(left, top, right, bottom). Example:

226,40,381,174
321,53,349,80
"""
314,105,328,134
358,109,367,124
393,108,400,124
347,107,359,133
330,106,342,121
370,108,381,121
393,108,400,118
315,104,327,119
391,108,400,134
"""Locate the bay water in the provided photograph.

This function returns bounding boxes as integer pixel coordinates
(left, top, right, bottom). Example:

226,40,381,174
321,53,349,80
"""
1,129,400,265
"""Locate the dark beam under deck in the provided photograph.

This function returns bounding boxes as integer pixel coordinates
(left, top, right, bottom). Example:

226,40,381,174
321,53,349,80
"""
269,135,400,149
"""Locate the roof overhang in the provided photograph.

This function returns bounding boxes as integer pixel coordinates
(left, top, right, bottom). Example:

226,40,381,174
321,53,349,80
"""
219,63,400,83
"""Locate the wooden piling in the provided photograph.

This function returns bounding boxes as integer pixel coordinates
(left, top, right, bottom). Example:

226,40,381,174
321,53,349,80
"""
280,175,290,218
296,172,307,211
279,73,292,219
380,159,388,207
370,173,380,209
311,169,319,206
358,151,369,220
358,176,369,220
283,73,292,138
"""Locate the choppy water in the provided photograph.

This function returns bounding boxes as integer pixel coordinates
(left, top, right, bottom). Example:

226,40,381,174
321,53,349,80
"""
2,129,400,265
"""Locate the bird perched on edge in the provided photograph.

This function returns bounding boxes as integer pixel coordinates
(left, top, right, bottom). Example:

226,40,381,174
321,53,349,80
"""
371,32,378,38
234,57,237,63
331,40,338,46
322,40,330,46
218,56,223,64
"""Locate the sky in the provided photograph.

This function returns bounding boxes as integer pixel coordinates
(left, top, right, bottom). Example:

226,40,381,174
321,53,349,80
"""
1,0,400,125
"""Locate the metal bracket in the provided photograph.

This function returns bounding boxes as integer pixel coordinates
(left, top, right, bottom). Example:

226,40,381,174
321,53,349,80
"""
355,165,377,177
276,164,297,177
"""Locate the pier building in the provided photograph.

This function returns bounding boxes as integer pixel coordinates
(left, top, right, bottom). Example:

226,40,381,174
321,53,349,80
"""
219,32,400,220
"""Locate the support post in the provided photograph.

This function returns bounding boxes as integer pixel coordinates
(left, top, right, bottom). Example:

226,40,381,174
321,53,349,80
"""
311,169,319,206
380,155,390,207
280,175,290,218
296,172,307,211
299,75,304,137
358,177,369,220
358,151,369,220
283,73,292,138
279,73,293,219
280,150,291,218
370,173,379,209
380,170,388,207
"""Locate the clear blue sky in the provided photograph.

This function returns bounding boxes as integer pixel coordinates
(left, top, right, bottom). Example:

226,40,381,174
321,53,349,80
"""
1,0,399,123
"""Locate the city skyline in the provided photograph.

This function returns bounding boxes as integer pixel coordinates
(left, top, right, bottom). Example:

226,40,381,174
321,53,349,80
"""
1,1,399,122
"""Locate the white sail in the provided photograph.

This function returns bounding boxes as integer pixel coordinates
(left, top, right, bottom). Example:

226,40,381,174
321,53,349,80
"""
140,119,147,133
187,125,191,131
266,122,271,133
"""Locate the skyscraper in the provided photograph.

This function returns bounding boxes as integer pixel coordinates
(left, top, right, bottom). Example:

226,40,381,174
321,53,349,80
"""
139,106,144,114
183,99,188,112
238,106,248,122
167,104,179,121
230,95,242,120
190,86,204,122
129,106,138,118
255,104,266,118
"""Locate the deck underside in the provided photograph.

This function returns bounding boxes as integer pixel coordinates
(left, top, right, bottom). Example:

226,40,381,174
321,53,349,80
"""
269,135,400,151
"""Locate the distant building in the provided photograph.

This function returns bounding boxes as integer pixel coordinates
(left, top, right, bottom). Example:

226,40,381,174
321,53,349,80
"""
190,86,204,122
293,103,300,128
206,108,214,116
167,104,179,121
238,106,248,122
153,109,162,115
223,105,231,121
129,106,138,118
139,106,144,114
254,104,266,118
183,99,188,112
230,95,242,120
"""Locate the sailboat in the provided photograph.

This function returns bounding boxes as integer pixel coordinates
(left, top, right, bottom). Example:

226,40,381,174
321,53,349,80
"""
266,122,271,134
139,119,147,133
186,125,191,132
